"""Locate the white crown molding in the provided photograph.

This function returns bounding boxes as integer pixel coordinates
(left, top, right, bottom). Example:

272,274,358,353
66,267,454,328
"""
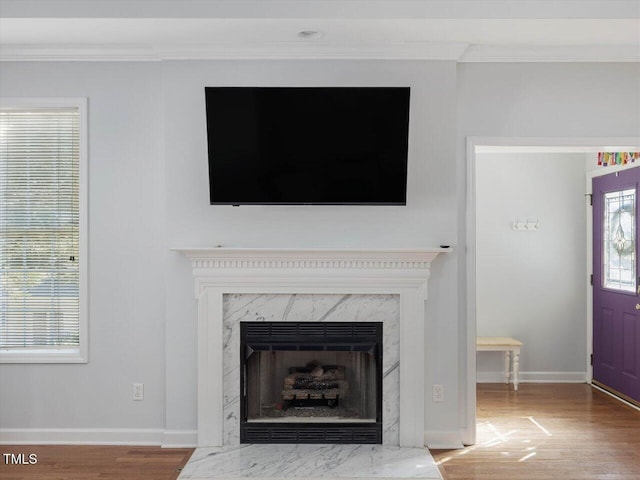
0,44,161,62
460,44,640,63
160,42,470,61
0,42,469,61
2,42,638,62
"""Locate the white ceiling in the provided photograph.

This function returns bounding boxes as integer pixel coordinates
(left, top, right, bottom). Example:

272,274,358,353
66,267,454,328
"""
1,0,639,61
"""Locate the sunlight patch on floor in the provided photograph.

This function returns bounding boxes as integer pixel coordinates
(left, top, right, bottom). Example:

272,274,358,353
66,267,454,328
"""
526,416,552,436
518,452,537,462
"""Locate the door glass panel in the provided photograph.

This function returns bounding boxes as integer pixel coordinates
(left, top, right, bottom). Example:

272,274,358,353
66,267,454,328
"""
603,188,636,292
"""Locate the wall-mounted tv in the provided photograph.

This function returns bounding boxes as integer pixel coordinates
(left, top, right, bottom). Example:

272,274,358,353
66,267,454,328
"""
205,86,410,205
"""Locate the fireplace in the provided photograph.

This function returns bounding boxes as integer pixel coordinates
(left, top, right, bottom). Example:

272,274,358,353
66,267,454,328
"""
176,247,449,447
240,321,383,444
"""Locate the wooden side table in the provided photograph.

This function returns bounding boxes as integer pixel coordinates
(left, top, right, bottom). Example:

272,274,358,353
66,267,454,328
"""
476,336,523,391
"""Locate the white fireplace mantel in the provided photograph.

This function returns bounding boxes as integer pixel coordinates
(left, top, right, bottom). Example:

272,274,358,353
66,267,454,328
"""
175,247,451,448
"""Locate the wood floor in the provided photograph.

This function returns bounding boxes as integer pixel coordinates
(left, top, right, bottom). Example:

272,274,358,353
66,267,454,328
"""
1,384,638,479
432,383,640,480
0,445,194,480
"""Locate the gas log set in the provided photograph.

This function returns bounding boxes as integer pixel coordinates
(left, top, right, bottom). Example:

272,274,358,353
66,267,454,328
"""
282,362,348,408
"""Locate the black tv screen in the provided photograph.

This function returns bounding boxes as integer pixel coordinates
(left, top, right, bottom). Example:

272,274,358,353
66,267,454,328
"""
205,87,410,205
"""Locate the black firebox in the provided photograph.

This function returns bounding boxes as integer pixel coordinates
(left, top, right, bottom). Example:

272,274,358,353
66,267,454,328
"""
240,322,383,444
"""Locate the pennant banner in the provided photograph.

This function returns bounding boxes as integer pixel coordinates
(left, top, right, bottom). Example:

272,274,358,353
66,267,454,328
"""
598,152,640,166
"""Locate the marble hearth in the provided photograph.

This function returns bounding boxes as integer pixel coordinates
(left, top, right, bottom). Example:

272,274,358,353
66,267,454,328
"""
177,248,449,448
178,444,443,480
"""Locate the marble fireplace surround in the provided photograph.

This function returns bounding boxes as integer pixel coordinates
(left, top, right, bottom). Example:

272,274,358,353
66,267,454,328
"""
178,248,449,449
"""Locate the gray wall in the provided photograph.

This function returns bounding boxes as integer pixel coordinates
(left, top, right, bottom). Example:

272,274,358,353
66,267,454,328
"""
457,63,640,138
162,59,460,438
475,152,588,381
457,62,639,430
0,62,166,430
0,60,638,446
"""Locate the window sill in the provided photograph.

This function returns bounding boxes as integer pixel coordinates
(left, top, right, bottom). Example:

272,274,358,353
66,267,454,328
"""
0,348,87,364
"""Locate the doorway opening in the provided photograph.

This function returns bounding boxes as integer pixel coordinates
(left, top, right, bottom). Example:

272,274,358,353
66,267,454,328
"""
465,137,640,445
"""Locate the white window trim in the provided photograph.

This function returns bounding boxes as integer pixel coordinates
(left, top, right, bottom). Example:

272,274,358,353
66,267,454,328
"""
0,97,88,364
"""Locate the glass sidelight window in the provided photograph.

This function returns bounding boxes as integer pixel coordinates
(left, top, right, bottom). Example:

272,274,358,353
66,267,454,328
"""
603,188,636,292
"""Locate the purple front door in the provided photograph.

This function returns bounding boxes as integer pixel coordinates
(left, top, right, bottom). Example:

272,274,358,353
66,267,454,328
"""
593,167,640,404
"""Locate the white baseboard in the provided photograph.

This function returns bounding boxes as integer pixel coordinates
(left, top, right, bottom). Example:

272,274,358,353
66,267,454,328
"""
0,428,196,447
476,371,587,383
162,429,197,448
424,430,464,450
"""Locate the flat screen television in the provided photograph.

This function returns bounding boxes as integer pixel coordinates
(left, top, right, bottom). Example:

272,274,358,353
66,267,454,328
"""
205,86,410,205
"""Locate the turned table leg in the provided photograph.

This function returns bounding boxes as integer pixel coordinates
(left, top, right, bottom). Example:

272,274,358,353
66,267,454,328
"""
513,349,520,391
504,350,511,384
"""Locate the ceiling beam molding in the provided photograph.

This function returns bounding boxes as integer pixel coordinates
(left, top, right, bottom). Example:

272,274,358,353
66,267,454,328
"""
3,43,637,63
0,42,470,62
461,44,640,63
0,0,637,19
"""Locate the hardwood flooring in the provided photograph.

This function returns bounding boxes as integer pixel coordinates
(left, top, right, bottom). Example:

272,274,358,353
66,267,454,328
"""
432,383,640,480
0,445,194,480
1,384,638,479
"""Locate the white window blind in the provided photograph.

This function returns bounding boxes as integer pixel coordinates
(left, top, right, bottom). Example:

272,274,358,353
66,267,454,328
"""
0,106,81,353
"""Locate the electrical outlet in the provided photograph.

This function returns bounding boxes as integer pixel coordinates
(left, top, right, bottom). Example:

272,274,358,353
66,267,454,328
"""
432,384,444,402
133,383,144,401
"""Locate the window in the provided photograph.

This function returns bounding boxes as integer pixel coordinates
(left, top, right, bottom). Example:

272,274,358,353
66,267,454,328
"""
0,98,87,363
603,188,636,292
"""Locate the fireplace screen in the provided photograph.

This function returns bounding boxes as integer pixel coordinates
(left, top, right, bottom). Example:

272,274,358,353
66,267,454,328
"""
246,352,377,422
240,322,382,443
